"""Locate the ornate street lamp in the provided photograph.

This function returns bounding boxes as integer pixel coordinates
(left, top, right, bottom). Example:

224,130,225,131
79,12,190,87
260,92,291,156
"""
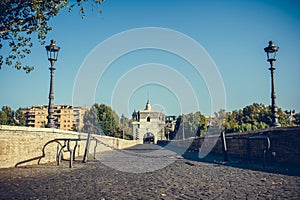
45,40,60,128
264,41,281,127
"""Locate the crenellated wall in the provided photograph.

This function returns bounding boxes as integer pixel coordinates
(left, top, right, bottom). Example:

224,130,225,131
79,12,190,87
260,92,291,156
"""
0,125,142,168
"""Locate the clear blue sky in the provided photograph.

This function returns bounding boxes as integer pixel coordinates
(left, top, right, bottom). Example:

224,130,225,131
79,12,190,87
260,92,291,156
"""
1,0,300,117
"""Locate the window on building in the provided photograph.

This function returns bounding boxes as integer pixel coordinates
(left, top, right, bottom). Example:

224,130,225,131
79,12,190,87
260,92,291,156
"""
147,116,151,122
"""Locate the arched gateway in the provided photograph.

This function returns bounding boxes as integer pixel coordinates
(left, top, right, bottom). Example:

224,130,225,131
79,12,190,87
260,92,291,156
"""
143,132,155,144
131,100,166,144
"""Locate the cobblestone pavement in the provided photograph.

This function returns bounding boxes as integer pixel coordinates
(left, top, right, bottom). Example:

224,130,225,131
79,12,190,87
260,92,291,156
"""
0,144,299,200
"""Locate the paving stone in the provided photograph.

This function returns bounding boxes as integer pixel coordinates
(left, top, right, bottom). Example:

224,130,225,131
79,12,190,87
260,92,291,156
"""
0,144,299,199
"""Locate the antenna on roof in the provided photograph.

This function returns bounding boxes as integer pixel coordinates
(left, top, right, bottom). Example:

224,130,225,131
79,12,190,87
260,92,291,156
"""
147,91,150,101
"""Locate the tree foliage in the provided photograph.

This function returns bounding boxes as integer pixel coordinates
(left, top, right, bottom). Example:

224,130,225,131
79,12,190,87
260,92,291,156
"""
0,0,103,73
223,103,293,133
82,103,121,137
166,103,298,137
168,111,207,140
14,108,26,126
0,106,26,126
294,113,300,126
212,109,226,129
120,115,133,139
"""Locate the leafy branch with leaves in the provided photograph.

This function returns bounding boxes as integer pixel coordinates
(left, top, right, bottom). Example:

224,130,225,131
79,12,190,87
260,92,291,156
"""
0,0,103,73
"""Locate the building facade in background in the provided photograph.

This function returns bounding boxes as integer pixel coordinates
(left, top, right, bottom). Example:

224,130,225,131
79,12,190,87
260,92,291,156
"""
20,105,88,131
131,100,166,143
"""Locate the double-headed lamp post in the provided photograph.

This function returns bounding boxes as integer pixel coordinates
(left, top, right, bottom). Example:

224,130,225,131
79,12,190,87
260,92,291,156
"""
45,40,60,128
264,41,281,127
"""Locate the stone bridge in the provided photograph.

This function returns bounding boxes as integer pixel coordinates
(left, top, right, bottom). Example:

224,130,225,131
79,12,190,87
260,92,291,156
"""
0,143,299,199
0,125,299,199
1,125,300,168
0,125,142,168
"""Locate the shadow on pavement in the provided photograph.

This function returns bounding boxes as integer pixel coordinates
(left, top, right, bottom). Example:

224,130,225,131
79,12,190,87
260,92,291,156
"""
158,144,300,177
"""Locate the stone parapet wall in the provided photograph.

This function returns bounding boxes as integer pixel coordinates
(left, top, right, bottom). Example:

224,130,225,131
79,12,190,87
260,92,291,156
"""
0,125,142,168
91,134,143,153
159,126,300,165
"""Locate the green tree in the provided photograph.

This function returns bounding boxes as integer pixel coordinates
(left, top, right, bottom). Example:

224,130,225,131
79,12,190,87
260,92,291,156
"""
0,0,103,73
224,110,241,133
0,106,15,125
197,113,208,137
83,103,121,137
241,103,270,130
15,108,26,126
120,115,133,139
224,103,271,133
223,103,294,133
213,109,226,129
83,105,103,135
294,113,300,126
170,111,207,139
277,108,291,127
96,104,120,137
0,110,8,125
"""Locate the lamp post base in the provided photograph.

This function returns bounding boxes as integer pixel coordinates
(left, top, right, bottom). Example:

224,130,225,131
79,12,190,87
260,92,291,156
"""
271,122,281,128
46,124,55,128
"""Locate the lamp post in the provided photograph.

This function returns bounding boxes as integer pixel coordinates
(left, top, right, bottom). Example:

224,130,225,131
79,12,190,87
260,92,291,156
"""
45,40,60,128
264,41,281,127
121,114,125,139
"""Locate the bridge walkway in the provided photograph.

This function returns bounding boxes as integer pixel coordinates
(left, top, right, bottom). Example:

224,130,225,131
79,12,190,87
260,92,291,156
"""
0,144,299,199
